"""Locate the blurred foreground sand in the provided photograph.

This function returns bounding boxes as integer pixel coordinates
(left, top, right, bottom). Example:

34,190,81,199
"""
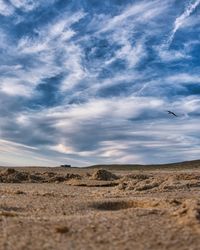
0,166,200,250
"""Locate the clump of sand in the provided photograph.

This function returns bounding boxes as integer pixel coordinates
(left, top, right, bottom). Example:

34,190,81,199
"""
124,179,161,191
90,169,119,181
0,168,81,183
134,179,161,191
117,173,200,193
46,173,81,183
123,173,150,181
172,173,200,181
172,199,200,226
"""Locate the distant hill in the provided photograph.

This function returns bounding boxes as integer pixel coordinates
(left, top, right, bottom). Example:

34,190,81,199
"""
86,159,200,171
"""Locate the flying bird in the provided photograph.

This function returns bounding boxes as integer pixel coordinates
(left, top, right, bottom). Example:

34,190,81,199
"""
166,110,178,117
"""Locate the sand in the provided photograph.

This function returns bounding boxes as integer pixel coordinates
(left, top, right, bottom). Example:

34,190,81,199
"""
0,166,200,250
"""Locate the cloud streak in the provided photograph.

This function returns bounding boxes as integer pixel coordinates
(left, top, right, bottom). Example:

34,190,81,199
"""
167,0,200,46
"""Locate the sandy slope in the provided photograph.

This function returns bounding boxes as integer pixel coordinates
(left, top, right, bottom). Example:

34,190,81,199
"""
0,166,200,250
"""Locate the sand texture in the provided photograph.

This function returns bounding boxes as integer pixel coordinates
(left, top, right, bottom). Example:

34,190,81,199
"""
1,165,200,250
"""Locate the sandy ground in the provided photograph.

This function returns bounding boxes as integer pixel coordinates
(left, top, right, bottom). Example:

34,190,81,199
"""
0,166,200,250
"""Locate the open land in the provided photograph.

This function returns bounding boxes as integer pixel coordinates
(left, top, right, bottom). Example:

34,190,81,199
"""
0,160,200,250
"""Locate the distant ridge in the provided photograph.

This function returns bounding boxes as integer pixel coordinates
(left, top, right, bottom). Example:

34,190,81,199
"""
86,159,200,171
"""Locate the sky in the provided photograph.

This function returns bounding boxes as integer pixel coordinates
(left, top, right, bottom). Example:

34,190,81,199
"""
0,0,200,166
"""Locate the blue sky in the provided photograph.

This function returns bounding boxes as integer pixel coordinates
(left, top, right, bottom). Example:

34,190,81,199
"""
0,0,200,166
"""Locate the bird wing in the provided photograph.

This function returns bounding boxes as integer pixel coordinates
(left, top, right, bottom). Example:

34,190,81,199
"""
171,112,177,116
166,111,178,117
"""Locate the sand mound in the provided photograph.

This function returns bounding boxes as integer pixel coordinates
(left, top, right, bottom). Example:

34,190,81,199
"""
117,173,200,193
90,169,118,181
159,177,200,191
172,173,200,181
123,173,150,181
47,173,81,183
118,177,162,192
134,180,160,191
0,168,81,183
0,168,40,183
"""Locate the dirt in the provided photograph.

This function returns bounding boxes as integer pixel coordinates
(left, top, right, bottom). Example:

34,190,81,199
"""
0,166,200,250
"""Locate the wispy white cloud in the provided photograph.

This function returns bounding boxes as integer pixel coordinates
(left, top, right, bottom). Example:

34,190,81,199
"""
166,73,200,84
167,0,200,46
0,0,57,16
18,11,86,92
134,73,200,98
10,0,39,11
0,139,65,166
94,0,171,68
105,34,146,68
98,1,169,34
156,0,200,62
18,11,86,51
157,47,190,62
0,11,86,97
0,139,37,150
0,0,14,16
0,59,61,97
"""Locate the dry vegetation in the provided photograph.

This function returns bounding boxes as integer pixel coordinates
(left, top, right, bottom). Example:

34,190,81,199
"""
0,161,200,250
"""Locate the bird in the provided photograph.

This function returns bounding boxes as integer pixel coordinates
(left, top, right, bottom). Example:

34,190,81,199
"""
166,110,178,117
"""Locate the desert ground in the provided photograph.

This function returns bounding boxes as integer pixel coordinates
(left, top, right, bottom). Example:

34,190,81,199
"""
0,161,200,250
